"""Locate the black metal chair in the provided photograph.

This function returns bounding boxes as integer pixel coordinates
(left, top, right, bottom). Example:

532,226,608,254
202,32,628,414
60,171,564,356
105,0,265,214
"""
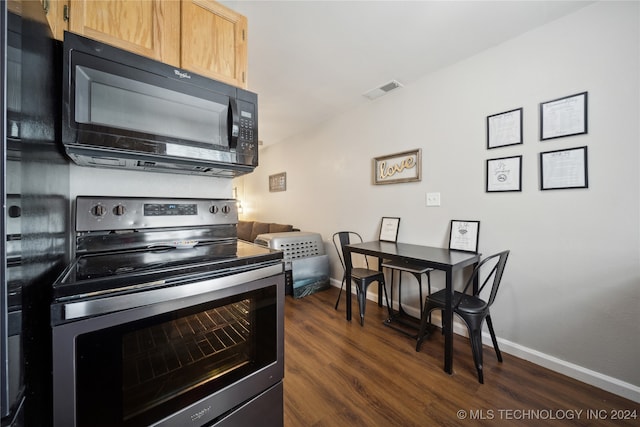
415,250,510,383
333,231,391,326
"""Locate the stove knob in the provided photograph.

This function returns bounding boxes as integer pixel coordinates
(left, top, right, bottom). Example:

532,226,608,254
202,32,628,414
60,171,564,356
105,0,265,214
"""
113,205,126,216
221,205,231,214
8,205,21,218
209,205,219,214
91,205,106,217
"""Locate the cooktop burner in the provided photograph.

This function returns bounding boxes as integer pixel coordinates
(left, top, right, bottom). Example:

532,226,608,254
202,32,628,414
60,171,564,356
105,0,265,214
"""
74,241,239,280
53,240,281,301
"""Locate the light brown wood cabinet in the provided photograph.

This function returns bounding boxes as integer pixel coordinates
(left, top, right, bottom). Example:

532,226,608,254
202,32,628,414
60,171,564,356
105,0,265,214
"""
181,0,248,88
38,0,248,88
68,0,181,67
40,0,68,41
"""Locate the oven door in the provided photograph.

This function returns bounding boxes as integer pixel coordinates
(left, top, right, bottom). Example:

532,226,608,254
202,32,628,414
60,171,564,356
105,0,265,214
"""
52,265,284,427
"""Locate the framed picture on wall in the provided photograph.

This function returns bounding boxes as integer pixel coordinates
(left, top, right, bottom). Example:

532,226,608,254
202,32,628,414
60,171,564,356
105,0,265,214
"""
269,172,287,192
487,107,523,149
449,220,480,253
540,92,588,140
540,146,588,190
379,217,400,242
486,155,522,192
373,149,421,185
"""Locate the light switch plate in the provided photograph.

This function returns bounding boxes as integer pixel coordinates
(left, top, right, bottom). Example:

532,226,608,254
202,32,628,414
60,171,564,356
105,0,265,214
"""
426,192,441,206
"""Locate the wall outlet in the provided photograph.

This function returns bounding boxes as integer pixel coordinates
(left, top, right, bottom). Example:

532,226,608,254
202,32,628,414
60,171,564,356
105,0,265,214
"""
426,192,441,206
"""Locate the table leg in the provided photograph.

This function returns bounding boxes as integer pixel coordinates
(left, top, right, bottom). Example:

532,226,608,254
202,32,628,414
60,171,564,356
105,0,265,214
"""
444,269,453,374
389,268,395,312
345,249,352,321
472,263,480,294
376,256,383,307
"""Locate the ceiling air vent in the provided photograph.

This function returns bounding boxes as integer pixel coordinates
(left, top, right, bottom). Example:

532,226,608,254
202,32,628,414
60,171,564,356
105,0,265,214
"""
363,80,403,100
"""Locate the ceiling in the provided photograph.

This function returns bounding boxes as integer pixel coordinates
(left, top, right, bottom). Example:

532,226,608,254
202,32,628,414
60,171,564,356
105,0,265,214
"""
220,1,593,147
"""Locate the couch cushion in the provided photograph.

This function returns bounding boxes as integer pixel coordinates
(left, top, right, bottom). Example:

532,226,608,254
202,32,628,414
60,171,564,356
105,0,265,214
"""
269,223,293,234
251,222,270,242
237,221,254,242
237,220,296,242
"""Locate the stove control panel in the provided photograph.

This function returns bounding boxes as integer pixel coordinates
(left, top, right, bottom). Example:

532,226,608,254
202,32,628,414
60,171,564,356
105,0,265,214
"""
144,203,198,216
76,197,238,232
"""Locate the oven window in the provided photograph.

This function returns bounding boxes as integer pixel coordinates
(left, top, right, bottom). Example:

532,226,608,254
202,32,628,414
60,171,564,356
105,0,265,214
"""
74,285,277,427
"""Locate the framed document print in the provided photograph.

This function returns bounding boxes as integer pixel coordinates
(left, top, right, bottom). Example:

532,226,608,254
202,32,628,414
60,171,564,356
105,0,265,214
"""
487,107,523,149
449,220,480,253
540,92,588,140
379,217,400,242
486,155,522,192
540,146,588,190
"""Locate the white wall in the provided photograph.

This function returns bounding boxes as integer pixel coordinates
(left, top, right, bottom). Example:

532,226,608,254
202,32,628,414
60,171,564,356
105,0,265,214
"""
234,2,640,401
70,165,232,199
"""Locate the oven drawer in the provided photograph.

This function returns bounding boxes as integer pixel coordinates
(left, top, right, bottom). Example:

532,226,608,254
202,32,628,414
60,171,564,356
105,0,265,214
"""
211,381,283,427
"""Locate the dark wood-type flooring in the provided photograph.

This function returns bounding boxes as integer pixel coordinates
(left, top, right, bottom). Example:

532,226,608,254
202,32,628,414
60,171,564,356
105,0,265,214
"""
283,286,639,426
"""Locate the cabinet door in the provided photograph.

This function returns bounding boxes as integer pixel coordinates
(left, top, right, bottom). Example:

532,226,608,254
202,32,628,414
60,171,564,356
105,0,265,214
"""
181,0,248,88
7,1,21,14
68,0,180,66
41,0,68,40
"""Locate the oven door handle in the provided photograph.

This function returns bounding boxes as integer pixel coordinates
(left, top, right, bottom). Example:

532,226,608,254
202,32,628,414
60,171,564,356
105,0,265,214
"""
53,263,282,323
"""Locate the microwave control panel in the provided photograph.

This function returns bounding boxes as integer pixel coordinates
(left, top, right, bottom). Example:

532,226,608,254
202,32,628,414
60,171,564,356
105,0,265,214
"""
237,100,256,143
239,112,254,142
236,99,258,166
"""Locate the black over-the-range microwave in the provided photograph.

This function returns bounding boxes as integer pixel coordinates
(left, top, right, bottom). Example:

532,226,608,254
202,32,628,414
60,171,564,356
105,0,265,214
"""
62,31,258,177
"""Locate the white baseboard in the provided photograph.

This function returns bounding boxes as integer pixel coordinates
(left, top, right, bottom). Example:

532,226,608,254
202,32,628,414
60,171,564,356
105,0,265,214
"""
495,337,640,403
329,280,640,403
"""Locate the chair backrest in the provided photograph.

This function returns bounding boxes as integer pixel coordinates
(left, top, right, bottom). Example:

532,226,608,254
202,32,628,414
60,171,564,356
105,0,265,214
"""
457,250,510,308
332,231,369,271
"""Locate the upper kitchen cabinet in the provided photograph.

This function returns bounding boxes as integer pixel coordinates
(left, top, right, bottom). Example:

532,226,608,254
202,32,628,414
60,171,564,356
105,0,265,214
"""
37,0,248,88
181,0,248,88
40,0,68,40
68,0,181,67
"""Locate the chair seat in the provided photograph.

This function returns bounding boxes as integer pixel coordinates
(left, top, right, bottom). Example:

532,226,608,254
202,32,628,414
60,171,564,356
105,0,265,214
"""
352,267,384,280
381,260,432,274
427,289,488,314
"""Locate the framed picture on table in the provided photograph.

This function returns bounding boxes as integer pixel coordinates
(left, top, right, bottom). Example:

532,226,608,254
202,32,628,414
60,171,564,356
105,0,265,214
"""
379,217,400,242
449,220,480,253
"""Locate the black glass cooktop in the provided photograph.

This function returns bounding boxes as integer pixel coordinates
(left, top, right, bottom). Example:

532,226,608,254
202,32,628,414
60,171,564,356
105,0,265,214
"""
53,241,282,300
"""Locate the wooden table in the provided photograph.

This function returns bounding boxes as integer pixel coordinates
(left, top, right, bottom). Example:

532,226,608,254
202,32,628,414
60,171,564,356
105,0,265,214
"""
343,241,480,374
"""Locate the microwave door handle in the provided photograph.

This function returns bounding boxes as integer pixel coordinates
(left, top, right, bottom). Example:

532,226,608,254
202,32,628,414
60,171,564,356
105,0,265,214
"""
228,98,239,149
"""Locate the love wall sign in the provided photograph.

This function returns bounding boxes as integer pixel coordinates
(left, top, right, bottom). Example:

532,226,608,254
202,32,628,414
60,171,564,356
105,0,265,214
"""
373,149,422,185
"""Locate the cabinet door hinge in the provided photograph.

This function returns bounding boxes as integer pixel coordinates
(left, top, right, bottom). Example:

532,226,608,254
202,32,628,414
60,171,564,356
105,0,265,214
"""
43,0,49,14
242,29,245,41
242,72,245,83
63,4,70,22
